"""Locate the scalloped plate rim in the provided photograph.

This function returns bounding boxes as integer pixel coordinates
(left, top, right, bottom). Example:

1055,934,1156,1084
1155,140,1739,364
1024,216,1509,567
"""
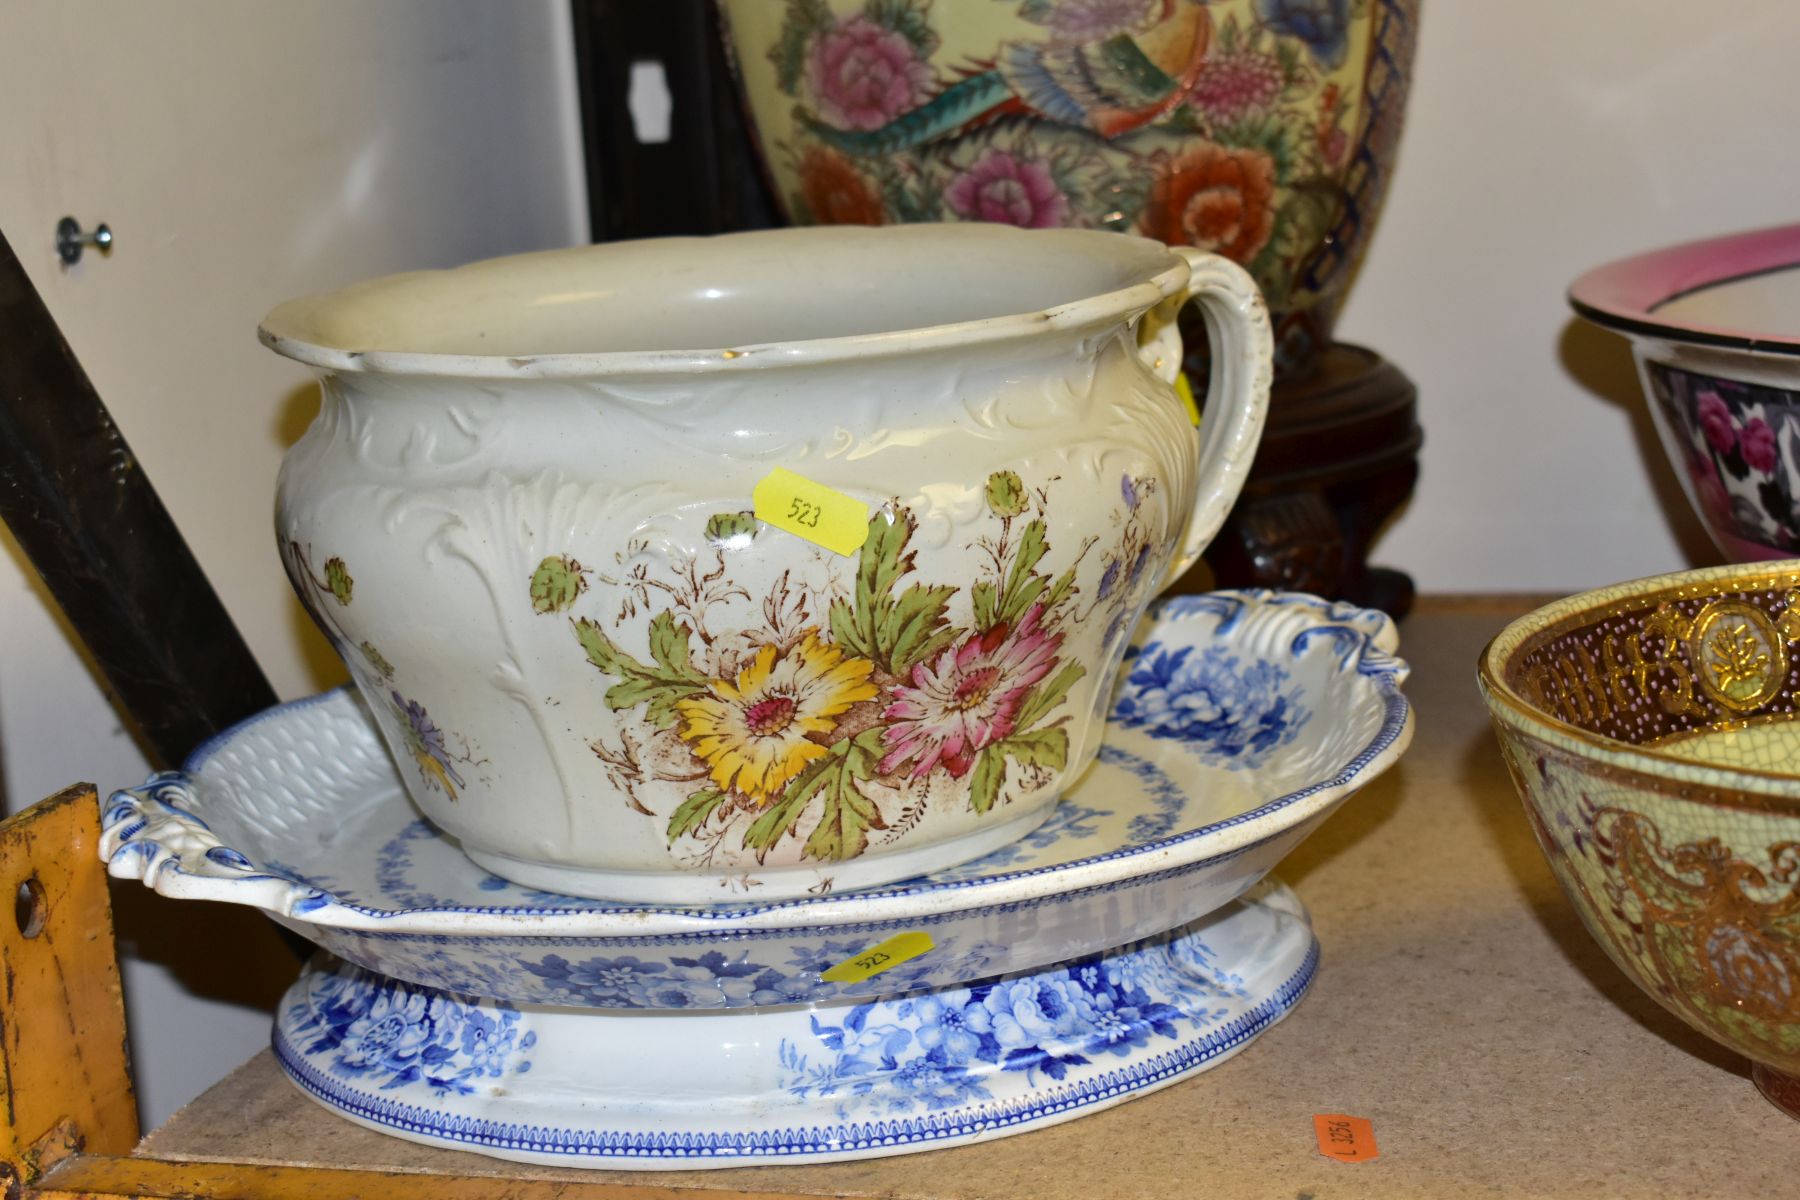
102,590,1412,937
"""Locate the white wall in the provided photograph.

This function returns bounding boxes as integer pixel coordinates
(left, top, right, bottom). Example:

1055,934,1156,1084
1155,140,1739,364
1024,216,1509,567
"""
0,0,585,1128
1335,1,1800,592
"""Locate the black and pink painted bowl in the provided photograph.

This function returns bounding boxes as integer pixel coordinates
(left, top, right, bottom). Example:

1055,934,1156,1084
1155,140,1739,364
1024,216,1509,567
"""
1571,224,1800,563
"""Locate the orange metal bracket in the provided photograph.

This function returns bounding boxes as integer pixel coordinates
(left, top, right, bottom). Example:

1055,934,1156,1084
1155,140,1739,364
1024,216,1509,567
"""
0,786,138,1197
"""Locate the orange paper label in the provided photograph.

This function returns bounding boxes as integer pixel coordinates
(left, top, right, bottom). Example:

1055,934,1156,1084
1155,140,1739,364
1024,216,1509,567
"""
1313,1114,1378,1163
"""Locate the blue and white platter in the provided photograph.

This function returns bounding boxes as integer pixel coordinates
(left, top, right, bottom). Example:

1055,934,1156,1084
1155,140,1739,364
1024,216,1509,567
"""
102,591,1411,1011
276,879,1316,1169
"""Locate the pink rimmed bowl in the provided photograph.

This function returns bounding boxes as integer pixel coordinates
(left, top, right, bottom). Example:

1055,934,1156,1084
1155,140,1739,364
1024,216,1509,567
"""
1570,224,1800,562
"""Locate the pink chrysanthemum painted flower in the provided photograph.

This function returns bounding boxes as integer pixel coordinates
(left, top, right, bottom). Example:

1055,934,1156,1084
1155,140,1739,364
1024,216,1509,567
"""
881,604,1063,779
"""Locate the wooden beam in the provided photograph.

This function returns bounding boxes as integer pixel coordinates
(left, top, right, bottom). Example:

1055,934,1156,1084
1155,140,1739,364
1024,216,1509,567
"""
1,787,138,1198
0,225,278,767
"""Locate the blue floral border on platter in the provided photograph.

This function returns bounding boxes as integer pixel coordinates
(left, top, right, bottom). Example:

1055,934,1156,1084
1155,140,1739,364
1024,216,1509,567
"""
272,938,1318,1162
112,592,1407,926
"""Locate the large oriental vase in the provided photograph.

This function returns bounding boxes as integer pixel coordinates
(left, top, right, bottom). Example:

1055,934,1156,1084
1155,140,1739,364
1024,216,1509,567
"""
717,0,1419,379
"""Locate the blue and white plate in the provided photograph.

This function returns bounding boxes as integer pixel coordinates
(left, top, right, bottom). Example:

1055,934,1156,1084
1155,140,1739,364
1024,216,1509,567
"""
275,879,1316,1170
102,591,1410,1010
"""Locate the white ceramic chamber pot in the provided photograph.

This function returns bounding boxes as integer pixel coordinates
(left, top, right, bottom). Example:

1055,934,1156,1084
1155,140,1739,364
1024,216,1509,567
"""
262,225,1271,903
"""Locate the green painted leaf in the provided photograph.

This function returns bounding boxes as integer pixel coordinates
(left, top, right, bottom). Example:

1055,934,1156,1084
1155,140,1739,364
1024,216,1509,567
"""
998,576,1048,630
770,0,832,95
647,611,705,683
576,617,704,726
1275,38,1301,80
602,676,701,726
972,581,1000,632
1218,13,1240,53
801,728,888,861
803,772,884,861
857,511,911,616
1014,662,1086,733
836,508,923,671
866,0,938,55
530,555,587,615
647,683,706,729
667,788,727,843
996,519,1050,627
359,641,395,679
705,510,758,548
741,729,887,862
1004,726,1069,772
743,757,830,857
883,583,956,675
573,618,649,680
324,557,354,606
1007,519,1048,584
969,744,1006,815
984,470,1028,518
1045,565,1078,612
884,172,943,223
829,595,871,659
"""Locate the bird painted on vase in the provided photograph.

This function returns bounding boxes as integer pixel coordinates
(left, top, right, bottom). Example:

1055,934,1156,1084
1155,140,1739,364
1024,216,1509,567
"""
804,0,1214,156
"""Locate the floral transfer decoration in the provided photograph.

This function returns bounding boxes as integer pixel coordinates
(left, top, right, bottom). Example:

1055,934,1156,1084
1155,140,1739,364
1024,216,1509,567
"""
392,692,468,801
1587,804,1800,1060
265,890,1319,1168
287,958,536,1096
1647,364,1800,558
553,472,1163,866
1113,642,1309,767
737,0,1416,364
778,921,1253,1119
678,632,878,803
280,541,485,802
1514,758,1800,1076
519,934,1002,1011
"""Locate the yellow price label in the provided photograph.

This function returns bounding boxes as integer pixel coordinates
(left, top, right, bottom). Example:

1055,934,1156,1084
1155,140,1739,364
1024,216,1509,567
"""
820,931,935,984
752,467,870,557
1175,371,1202,427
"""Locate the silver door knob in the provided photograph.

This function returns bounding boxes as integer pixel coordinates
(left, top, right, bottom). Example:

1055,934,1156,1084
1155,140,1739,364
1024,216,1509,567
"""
56,217,113,265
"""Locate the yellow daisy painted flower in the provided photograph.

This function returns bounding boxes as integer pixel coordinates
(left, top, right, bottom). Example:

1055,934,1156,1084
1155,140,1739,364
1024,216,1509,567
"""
676,632,878,804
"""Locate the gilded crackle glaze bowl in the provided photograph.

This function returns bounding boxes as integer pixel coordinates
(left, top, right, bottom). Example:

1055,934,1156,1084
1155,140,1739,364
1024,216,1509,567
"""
1479,561,1800,1119
1570,223,1800,562
262,224,1270,903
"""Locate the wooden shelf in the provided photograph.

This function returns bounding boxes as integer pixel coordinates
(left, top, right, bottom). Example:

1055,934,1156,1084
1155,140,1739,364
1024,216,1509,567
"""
13,599,1800,1198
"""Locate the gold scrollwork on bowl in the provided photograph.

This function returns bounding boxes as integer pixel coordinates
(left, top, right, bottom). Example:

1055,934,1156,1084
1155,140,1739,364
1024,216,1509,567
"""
1525,589,1800,731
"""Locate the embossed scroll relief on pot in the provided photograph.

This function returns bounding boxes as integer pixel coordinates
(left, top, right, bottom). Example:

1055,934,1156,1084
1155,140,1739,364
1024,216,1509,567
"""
262,225,1271,902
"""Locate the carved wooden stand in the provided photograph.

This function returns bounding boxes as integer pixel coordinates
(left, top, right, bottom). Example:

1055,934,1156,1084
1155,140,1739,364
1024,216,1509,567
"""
1187,343,1421,619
